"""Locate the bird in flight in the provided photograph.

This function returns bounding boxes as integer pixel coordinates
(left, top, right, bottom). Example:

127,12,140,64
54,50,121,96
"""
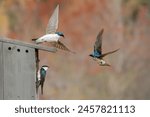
32,5,74,53
36,65,49,95
89,28,119,66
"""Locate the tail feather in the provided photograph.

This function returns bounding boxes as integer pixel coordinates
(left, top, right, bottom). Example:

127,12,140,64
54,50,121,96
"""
32,38,41,44
32,38,38,41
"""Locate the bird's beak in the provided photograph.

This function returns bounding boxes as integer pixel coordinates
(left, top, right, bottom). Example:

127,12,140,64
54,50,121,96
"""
62,35,65,38
89,54,94,57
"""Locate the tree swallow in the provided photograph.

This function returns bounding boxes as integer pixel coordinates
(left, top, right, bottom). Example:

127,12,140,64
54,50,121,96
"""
89,28,119,66
36,65,49,95
32,5,74,53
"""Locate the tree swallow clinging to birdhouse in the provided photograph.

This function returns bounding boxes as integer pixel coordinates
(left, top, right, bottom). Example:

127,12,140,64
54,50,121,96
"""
89,28,119,66
36,65,49,95
32,5,74,53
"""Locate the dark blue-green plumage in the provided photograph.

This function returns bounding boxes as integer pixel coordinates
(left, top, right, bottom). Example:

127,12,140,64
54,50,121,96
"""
36,65,49,95
89,28,119,66
55,32,64,37
39,67,47,94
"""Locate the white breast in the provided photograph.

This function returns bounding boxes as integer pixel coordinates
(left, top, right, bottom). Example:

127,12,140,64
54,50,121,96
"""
95,58,106,65
36,34,60,43
100,59,106,64
37,70,41,81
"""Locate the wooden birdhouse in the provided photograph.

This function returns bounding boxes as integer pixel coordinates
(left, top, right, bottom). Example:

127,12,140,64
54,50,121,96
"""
0,37,56,100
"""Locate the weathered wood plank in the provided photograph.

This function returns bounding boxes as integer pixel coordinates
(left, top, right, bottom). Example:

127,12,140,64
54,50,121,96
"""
0,36,57,53
3,43,36,99
0,42,3,99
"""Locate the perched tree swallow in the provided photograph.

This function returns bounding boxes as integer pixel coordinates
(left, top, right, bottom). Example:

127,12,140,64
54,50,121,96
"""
89,28,119,66
32,5,74,53
36,65,49,95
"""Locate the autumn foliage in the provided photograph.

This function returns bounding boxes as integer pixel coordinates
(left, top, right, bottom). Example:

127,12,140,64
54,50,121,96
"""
0,0,150,99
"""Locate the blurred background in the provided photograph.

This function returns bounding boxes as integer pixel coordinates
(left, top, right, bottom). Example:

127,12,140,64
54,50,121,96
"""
0,0,150,99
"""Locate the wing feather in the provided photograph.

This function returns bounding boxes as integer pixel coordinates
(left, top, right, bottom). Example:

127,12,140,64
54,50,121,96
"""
94,28,104,54
100,49,119,58
46,5,59,34
50,41,75,53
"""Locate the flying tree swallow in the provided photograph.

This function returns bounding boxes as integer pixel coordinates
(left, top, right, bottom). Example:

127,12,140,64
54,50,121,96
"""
89,28,119,66
36,65,49,95
32,5,74,53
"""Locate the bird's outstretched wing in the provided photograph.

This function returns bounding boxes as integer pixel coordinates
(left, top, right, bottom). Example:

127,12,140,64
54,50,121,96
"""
94,29,104,54
50,41,75,53
46,5,59,34
101,49,119,58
